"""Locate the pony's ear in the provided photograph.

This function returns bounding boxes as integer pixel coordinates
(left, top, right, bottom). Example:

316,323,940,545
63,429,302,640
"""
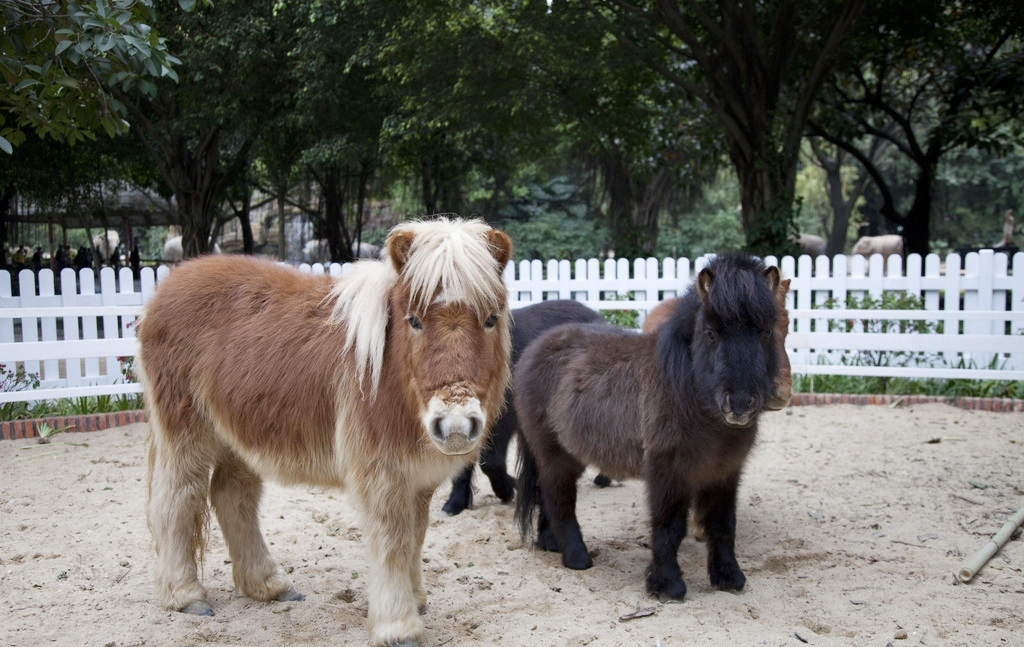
763,265,781,294
486,229,513,272
388,230,415,274
776,277,791,300
696,267,715,299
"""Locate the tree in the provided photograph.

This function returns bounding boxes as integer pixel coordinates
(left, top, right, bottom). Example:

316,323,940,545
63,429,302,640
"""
378,1,552,220
811,0,1024,255
804,137,882,255
288,0,396,263
590,0,867,255
379,2,713,257
523,2,715,258
116,0,288,256
0,0,198,154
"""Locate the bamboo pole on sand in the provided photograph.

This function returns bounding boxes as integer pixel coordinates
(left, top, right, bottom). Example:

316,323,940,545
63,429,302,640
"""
958,505,1024,583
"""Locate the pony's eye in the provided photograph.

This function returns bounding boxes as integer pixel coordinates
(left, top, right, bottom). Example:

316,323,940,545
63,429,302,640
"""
763,329,773,340
484,313,498,329
704,328,717,341
408,315,423,331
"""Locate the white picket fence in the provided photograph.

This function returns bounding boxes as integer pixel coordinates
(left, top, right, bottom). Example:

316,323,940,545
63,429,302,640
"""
1,250,1022,404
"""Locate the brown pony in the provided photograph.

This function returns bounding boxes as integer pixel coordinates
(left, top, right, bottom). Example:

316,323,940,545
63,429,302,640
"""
644,276,792,409
138,218,512,647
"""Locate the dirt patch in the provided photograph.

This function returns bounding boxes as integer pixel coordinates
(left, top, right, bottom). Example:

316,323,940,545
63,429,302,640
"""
1,403,1021,646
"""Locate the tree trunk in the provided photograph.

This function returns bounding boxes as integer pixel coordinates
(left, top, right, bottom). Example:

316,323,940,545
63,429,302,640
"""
421,155,438,215
733,146,799,256
319,167,356,264
0,186,13,269
901,165,935,257
601,151,643,259
238,189,255,254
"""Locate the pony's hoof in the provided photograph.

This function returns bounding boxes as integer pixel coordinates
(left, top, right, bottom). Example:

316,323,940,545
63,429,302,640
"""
179,600,215,616
441,504,466,516
535,528,559,552
492,476,516,502
276,587,305,602
441,495,469,516
562,547,593,570
592,473,612,488
647,573,687,601
710,568,746,592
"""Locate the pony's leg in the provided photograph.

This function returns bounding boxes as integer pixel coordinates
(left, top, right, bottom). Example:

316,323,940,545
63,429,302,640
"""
535,507,558,552
695,475,746,591
645,478,690,601
209,451,301,603
360,479,425,647
537,454,590,570
440,464,474,516
409,488,433,613
479,416,515,503
147,432,213,614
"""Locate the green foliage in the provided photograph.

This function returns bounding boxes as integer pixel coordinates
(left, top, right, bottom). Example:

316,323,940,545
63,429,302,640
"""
824,292,940,336
497,176,609,261
0,0,204,152
655,168,745,258
501,211,608,263
817,292,941,382
796,290,1022,397
35,421,68,443
599,292,640,328
0,363,40,420
794,369,1024,399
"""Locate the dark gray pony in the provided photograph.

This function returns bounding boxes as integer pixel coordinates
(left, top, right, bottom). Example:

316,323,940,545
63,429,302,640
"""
514,253,780,600
441,299,604,515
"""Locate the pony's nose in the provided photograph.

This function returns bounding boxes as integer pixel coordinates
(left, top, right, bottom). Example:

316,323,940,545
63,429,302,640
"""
726,392,757,417
423,394,486,455
430,413,483,445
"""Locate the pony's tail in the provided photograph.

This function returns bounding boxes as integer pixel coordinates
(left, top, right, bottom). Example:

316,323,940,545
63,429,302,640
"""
514,430,541,544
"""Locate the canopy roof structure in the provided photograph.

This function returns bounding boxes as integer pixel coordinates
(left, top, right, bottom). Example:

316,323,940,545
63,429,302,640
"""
7,188,177,230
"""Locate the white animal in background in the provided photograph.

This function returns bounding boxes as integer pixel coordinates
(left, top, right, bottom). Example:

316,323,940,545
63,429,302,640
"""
303,238,381,264
994,209,1014,248
163,235,220,263
794,233,826,257
302,238,329,264
852,234,903,260
163,236,184,263
92,231,120,258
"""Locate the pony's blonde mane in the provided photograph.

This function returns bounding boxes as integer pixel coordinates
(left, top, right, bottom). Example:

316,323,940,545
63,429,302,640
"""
395,218,508,314
327,218,508,399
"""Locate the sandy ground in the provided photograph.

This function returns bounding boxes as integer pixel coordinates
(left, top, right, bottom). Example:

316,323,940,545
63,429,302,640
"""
1,403,1022,647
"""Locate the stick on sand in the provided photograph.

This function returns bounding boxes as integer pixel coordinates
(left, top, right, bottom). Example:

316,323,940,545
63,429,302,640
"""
959,505,1024,583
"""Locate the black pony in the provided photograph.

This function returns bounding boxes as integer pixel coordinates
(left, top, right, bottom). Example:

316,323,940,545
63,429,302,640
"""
514,253,780,600
441,299,604,515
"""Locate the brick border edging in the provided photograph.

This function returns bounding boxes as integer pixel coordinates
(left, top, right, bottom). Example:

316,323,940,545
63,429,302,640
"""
1,395,1022,440
0,410,148,441
789,393,1024,412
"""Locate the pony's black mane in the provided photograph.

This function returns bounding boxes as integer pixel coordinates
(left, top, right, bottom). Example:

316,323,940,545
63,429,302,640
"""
656,253,777,403
698,253,777,327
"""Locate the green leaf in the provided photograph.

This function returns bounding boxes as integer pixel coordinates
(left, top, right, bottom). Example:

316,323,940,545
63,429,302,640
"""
0,136,12,155
179,0,197,11
14,79,39,92
55,75,81,90
54,39,74,56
